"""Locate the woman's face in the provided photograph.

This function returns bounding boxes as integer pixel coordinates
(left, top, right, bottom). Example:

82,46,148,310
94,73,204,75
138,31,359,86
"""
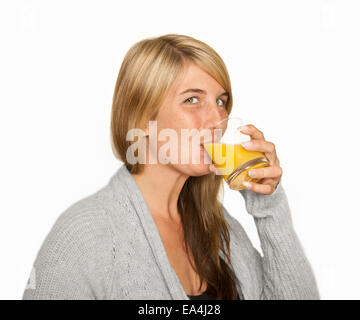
149,61,229,177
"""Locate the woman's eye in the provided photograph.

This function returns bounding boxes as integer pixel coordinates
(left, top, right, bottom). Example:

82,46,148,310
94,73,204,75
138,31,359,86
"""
184,96,199,104
184,96,227,106
216,98,226,106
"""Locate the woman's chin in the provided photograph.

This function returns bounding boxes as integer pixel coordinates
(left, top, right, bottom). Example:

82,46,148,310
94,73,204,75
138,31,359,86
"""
187,163,212,177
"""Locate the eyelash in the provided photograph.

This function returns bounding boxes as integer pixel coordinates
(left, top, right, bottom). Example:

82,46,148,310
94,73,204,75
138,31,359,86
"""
184,96,227,106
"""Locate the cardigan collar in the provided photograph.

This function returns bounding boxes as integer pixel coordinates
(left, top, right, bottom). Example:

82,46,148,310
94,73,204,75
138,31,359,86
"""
111,164,188,299
110,163,253,300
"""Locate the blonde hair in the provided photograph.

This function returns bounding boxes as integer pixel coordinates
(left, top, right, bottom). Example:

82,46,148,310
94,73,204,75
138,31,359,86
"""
110,34,238,299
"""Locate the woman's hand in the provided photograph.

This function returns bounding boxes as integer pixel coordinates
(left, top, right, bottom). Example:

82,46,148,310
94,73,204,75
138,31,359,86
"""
209,124,282,195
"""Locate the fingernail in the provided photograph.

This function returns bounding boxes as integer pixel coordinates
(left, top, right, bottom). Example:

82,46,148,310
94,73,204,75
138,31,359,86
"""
239,125,249,132
241,141,252,149
243,181,252,189
248,170,256,178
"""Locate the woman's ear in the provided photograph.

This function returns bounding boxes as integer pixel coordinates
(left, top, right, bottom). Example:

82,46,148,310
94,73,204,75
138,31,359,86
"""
143,119,158,137
143,123,149,137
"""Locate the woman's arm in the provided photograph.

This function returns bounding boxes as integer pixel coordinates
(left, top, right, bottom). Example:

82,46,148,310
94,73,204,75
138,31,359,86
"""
216,123,320,299
238,181,320,300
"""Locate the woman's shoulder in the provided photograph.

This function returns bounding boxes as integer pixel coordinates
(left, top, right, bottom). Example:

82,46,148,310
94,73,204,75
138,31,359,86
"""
50,191,111,241
38,164,136,257
23,166,140,299
23,183,123,299
35,186,115,264
49,167,132,241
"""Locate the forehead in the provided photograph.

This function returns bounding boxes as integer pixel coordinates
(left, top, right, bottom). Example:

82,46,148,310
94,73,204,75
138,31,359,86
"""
173,62,224,93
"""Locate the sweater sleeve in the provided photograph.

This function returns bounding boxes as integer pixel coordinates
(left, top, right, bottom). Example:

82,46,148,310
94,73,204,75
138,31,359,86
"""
22,205,115,300
228,181,320,300
239,181,320,300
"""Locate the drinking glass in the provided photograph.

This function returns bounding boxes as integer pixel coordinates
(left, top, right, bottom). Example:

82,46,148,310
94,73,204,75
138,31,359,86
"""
203,117,270,190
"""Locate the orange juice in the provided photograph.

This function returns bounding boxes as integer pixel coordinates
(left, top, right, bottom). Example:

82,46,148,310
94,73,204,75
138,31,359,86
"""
204,143,269,190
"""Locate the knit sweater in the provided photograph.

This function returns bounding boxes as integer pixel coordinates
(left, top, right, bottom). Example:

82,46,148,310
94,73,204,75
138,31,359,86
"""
22,164,320,300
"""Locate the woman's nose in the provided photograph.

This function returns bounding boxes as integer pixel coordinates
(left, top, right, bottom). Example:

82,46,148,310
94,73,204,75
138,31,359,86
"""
203,103,227,129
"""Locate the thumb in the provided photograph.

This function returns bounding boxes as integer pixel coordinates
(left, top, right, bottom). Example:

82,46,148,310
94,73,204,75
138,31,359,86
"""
209,164,222,175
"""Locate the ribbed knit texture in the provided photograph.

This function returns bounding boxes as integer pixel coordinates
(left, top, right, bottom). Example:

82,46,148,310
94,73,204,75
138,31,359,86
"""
22,164,320,300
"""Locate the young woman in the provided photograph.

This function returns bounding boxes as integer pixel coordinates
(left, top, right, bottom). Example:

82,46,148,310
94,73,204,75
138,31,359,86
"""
23,34,320,300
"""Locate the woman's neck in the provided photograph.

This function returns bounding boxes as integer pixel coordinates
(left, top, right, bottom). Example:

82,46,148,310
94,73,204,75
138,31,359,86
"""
131,164,189,224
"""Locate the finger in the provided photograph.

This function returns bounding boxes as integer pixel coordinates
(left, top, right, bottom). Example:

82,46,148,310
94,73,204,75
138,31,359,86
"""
239,124,265,140
209,164,222,175
243,181,276,195
241,140,275,154
241,139,277,164
248,166,282,180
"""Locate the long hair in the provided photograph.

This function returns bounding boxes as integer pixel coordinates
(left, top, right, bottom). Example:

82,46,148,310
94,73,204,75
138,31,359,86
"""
110,34,238,299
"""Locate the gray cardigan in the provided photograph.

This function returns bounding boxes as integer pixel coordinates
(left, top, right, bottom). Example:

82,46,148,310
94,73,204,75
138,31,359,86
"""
22,164,320,300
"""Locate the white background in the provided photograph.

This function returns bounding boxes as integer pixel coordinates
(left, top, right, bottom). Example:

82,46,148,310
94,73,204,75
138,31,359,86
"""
1,0,359,300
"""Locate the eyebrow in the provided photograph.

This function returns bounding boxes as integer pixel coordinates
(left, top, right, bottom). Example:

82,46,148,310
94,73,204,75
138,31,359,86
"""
179,88,229,98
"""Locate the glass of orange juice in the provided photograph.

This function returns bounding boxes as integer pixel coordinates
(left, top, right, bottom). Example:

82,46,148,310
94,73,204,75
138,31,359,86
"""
203,117,270,190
